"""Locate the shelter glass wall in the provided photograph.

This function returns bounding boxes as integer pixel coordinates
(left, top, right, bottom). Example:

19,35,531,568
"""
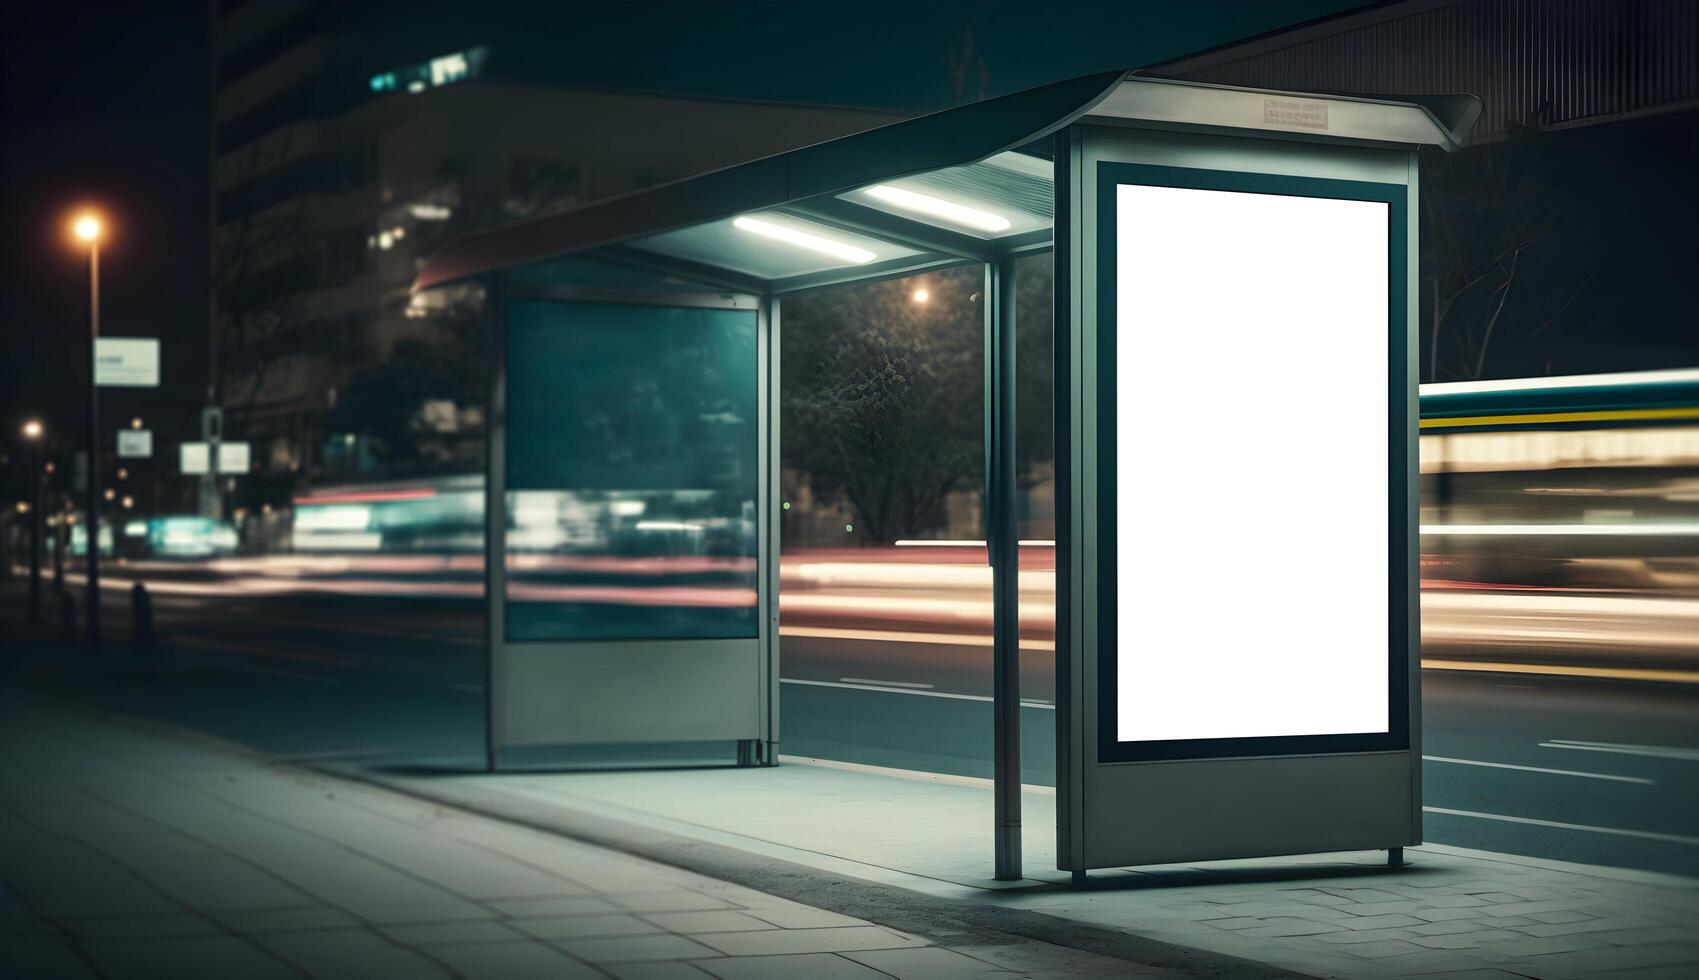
503,299,760,641
777,267,996,774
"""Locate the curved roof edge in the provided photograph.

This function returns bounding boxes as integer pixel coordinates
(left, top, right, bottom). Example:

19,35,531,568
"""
413,70,1127,292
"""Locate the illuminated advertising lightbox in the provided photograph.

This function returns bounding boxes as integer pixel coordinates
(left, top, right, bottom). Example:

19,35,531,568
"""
1102,168,1404,761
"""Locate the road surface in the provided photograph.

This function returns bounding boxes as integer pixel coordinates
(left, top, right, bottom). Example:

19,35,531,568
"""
19,578,1699,879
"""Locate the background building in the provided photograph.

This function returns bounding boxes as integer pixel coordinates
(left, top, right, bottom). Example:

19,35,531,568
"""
212,1,897,519
1160,0,1699,382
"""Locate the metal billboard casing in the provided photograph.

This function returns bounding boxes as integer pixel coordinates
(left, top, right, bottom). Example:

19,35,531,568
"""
1055,80,1426,873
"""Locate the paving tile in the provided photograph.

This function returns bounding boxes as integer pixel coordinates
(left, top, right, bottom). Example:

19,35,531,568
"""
1408,933,1500,951
1319,926,1429,944
611,891,736,914
694,952,891,980
606,964,717,980
215,906,362,933
1475,935,1612,958
644,910,777,934
1508,915,1659,938
1341,913,1428,929
1583,926,1699,946
491,895,621,918
1521,909,1593,925
1342,901,1426,916
740,906,866,929
1235,917,1345,938
512,913,663,940
1371,949,1495,974
1528,943,1699,973
570,933,723,964
428,940,604,979
1412,906,1491,923
694,926,924,957
0,933,99,979
1339,939,1430,959
843,945,1018,978
380,919,524,945
1409,920,1496,937
1201,916,1266,931
83,935,299,979
256,927,455,979
60,913,222,940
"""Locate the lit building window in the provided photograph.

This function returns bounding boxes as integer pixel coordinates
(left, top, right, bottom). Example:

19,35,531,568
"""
367,47,489,97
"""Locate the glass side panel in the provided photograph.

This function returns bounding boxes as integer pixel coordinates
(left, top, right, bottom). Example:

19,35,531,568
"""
504,300,759,641
778,266,997,776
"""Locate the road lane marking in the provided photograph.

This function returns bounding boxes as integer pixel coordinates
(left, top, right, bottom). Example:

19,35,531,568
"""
1540,739,1699,763
1422,755,1653,784
1421,659,1699,685
780,677,1055,709
1423,807,1699,847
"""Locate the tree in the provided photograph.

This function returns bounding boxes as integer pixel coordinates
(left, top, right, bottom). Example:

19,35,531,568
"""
783,269,984,543
1420,126,1592,381
327,335,484,473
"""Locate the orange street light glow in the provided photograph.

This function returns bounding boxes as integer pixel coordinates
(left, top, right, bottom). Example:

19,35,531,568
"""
73,214,102,242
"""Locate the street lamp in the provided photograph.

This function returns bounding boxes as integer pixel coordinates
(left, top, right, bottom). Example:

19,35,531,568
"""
72,210,103,652
21,419,44,624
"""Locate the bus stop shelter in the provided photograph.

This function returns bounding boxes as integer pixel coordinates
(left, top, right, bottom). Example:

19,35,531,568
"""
414,71,1477,881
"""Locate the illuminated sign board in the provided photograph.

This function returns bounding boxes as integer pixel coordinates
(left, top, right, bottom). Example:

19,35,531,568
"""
94,338,159,387
1107,177,1395,755
180,441,250,475
117,429,153,458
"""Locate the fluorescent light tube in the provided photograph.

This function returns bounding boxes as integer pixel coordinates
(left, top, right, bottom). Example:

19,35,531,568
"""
865,184,1012,233
732,216,876,264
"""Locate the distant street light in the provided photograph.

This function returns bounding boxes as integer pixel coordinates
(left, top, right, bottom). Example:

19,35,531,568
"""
21,418,44,624
71,210,104,653
129,417,142,429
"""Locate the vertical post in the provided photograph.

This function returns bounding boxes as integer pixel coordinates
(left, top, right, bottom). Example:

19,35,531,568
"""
484,278,507,773
762,296,782,766
29,440,43,624
987,259,1022,881
87,243,101,653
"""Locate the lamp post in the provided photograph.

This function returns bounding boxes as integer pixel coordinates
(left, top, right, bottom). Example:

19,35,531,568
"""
22,419,45,624
74,213,102,652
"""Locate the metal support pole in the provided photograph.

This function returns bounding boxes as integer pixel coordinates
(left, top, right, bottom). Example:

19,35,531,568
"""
987,259,1021,881
483,278,507,774
86,243,101,654
29,441,43,624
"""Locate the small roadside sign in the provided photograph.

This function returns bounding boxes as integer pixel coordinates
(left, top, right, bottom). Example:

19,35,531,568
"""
117,429,153,458
94,338,160,387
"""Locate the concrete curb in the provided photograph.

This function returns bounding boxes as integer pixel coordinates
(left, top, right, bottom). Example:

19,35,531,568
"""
338,767,1318,980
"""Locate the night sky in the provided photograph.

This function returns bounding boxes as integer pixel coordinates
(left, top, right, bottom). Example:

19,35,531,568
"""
2,0,1368,459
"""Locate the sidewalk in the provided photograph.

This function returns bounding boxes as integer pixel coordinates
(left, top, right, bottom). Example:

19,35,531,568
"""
356,758,1699,979
0,686,1175,979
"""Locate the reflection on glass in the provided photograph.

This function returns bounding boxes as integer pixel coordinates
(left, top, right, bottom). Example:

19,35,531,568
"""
778,267,1004,773
504,300,758,641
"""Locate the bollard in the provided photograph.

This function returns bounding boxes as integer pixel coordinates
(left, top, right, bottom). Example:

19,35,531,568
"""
131,582,155,643
60,591,77,641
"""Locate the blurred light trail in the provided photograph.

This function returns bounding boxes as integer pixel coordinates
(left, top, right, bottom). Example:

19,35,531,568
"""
1538,739,1699,762
293,488,439,504
1420,367,1699,396
1421,523,1699,535
1422,807,1699,847
1421,755,1653,784
1423,660,1699,684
